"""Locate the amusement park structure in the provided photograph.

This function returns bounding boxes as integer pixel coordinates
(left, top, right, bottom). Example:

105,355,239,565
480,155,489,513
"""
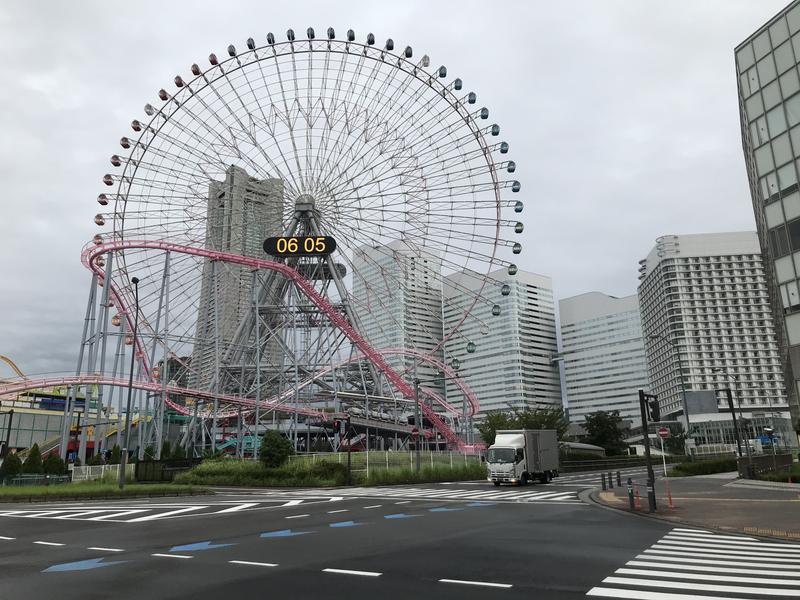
0,28,524,459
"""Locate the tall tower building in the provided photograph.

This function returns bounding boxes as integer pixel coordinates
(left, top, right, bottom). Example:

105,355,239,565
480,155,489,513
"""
559,292,650,423
352,241,445,397
736,1,800,436
638,233,792,446
190,166,283,390
443,269,561,418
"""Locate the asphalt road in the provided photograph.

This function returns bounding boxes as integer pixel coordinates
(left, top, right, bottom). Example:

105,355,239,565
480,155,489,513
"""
1,472,797,599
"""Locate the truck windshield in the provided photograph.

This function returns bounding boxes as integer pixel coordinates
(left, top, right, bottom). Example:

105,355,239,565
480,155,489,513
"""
487,448,515,463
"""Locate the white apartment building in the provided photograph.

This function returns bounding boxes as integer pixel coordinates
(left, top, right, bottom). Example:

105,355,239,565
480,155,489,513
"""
443,269,561,418
352,241,445,397
559,292,650,423
638,232,793,448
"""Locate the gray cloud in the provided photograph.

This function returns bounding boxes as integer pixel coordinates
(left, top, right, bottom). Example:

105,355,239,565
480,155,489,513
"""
0,0,787,376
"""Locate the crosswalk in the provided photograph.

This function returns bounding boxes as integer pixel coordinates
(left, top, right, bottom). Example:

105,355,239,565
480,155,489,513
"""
0,499,311,523
225,485,582,504
587,527,800,599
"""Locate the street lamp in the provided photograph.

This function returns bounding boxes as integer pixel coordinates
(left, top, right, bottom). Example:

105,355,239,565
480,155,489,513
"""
119,276,140,490
647,333,690,434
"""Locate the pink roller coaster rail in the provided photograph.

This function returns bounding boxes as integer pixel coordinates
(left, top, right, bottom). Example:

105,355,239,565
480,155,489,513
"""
0,240,481,450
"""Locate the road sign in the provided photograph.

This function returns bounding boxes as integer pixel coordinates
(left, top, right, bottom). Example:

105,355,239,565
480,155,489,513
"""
411,427,419,437
658,427,670,440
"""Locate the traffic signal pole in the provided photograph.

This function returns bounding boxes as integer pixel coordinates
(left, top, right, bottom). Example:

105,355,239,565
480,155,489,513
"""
638,389,657,513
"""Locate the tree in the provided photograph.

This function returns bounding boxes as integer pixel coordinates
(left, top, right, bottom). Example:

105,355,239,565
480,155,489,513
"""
259,430,294,468
477,411,515,445
43,453,66,475
161,440,172,459
87,453,104,466
514,407,570,440
584,410,629,456
171,443,186,459
0,452,22,479
22,443,44,474
664,422,687,455
109,444,121,465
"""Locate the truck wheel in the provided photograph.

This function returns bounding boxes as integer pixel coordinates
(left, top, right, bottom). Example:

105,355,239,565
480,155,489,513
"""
493,481,500,487
538,472,551,484
520,473,528,485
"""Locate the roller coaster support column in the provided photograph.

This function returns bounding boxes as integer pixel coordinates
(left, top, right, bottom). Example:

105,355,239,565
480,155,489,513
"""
252,270,261,460
212,260,220,454
119,277,140,490
155,252,171,460
78,292,99,464
60,272,98,460
92,252,114,456
413,376,421,473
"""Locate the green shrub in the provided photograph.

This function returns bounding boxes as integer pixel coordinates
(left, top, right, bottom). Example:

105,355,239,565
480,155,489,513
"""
22,444,44,474
171,443,186,459
259,431,294,468
0,452,23,479
757,463,800,483
87,453,104,466
362,462,485,485
43,454,66,475
109,445,121,465
161,440,172,458
669,457,737,477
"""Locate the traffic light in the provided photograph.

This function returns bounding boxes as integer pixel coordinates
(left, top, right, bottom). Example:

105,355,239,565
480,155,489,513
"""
648,397,661,422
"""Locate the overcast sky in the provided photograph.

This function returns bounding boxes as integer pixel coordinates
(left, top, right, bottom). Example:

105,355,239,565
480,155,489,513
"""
0,0,789,377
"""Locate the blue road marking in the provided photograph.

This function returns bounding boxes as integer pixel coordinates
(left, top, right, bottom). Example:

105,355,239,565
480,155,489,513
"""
383,513,420,519
260,529,311,538
466,502,496,507
169,541,234,552
329,521,362,528
429,507,464,512
43,558,127,573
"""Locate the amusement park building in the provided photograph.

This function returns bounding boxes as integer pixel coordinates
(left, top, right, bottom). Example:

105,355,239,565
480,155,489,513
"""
443,269,561,418
189,166,283,391
637,232,794,448
736,0,800,434
559,292,650,424
352,241,446,399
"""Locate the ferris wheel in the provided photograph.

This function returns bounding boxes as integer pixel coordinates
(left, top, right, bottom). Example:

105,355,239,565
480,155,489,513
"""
84,28,523,453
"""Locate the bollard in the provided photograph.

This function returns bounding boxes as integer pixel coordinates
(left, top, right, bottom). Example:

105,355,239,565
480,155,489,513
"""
601,473,607,491
617,471,622,487
666,479,674,511
634,486,641,510
627,477,635,510
607,471,614,489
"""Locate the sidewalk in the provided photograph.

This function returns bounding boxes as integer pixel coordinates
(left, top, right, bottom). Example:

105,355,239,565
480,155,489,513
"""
590,471,800,541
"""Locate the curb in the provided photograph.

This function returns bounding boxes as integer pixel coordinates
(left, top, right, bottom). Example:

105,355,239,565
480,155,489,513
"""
580,488,800,543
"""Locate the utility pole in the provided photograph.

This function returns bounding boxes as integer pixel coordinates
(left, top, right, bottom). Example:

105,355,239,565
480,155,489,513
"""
723,388,743,458
638,389,657,513
413,377,421,473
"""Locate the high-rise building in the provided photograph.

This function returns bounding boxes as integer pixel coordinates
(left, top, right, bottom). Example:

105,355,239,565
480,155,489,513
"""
190,166,283,390
637,232,793,449
443,269,561,418
559,292,650,423
352,241,445,397
736,1,800,436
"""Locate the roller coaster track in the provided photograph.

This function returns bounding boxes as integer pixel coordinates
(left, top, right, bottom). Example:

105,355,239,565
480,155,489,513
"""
64,240,474,449
0,354,28,381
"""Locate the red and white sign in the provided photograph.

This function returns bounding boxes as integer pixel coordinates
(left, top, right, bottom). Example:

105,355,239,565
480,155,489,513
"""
411,427,419,437
658,427,670,440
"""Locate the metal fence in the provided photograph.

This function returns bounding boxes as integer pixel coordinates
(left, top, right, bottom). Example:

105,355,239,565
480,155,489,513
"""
3,474,71,486
70,464,134,482
287,451,481,476
134,459,202,482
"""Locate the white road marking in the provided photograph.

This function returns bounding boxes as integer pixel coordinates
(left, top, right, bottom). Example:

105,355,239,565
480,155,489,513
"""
664,533,800,549
88,509,149,521
439,578,513,588
323,568,382,577
33,541,64,546
588,587,736,599
645,548,800,563
229,560,278,567
285,514,309,519
152,553,192,559
602,575,799,596
627,559,800,577
635,553,800,570
281,500,304,507
651,543,800,559
216,503,260,514
363,505,382,509
87,547,125,552
128,507,207,522
394,501,411,504
0,536,15,540
54,510,110,519
327,509,349,514
615,567,800,586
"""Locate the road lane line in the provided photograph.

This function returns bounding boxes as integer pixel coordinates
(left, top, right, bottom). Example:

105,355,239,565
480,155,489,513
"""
664,533,800,549
216,503,260,514
327,509,349,514
323,568,381,577
644,548,800,563
394,501,411,504
635,554,800,570
285,514,309,519
652,543,800,558
128,507,207,522
88,509,149,521
602,575,800,596
152,553,192,559
587,586,734,599
229,560,278,567
626,560,800,577
439,578,512,588
54,510,110,519
33,541,65,546
0,536,15,540
363,505,382,509
658,538,800,554
281,500,304,507
87,547,125,552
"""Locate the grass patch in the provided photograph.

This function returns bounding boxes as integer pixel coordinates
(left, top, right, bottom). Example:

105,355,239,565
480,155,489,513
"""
757,463,800,483
668,457,738,477
174,458,486,487
0,481,207,502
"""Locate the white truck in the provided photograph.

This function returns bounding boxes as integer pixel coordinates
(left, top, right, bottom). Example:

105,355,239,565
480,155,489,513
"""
486,429,559,486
